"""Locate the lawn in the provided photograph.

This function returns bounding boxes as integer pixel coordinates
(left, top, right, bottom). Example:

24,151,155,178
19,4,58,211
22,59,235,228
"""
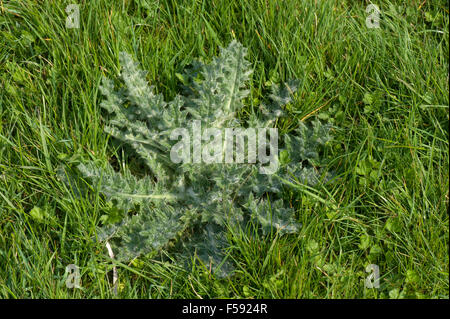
0,0,448,298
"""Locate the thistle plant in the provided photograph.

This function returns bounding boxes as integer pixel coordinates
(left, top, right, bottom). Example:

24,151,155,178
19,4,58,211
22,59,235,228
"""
68,41,332,276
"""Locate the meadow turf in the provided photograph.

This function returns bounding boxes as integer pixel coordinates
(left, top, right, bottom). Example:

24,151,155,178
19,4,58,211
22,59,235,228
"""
0,0,448,298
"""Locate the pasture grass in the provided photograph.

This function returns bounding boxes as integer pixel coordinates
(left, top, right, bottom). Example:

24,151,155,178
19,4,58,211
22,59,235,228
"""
0,0,448,298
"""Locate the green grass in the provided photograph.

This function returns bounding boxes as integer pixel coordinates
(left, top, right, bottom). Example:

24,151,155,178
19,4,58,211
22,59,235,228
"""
0,0,448,298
